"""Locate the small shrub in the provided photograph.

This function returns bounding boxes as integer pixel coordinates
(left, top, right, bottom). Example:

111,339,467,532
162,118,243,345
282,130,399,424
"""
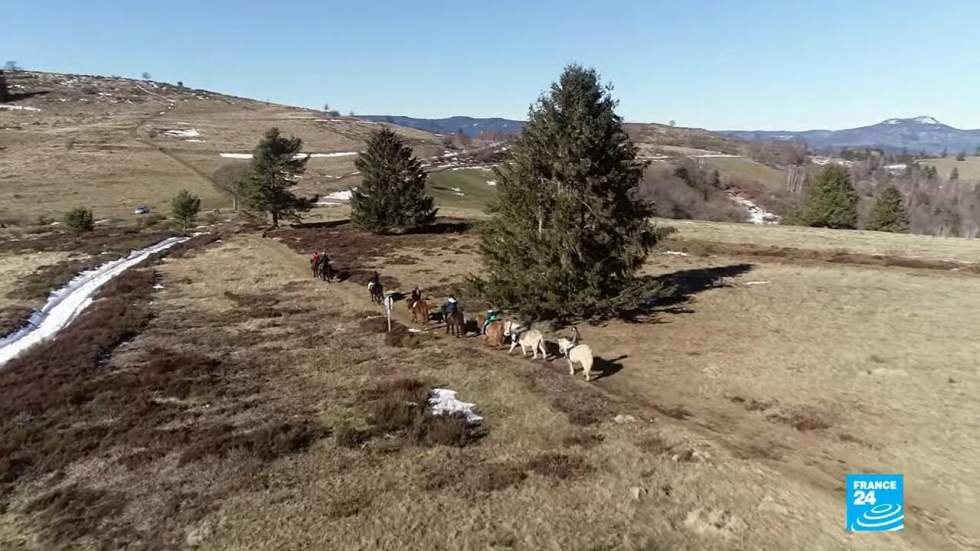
335,425,371,449
525,453,587,480
63,207,95,236
412,413,477,447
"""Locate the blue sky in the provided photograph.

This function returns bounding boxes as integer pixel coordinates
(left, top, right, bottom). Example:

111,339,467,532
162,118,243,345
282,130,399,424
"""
5,1,979,130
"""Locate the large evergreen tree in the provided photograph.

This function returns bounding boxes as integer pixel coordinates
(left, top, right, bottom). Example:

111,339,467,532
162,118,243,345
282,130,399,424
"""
865,186,909,233
239,128,312,227
795,165,859,229
350,127,436,233
0,70,8,102
475,65,664,320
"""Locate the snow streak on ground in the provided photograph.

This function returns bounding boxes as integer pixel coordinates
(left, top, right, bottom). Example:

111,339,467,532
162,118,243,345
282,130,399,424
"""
0,104,42,112
315,190,353,206
726,191,780,225
219,152,358,160
164,128,201,139
0,237,189,367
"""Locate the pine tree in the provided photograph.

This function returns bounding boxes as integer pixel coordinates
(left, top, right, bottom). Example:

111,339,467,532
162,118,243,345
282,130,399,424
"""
950,167,960,181
171,189,201,234
350,128,436,234
866,186,909,233
474,65,665,320
0,70,8,102
796,165,858,229
239,128,312,227
63,207,95,236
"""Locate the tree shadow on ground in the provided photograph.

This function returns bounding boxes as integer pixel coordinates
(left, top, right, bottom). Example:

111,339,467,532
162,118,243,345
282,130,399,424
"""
653,263,754,307
617,263,754,323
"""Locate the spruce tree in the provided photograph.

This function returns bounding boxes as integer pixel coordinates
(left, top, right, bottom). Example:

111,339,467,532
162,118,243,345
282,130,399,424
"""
239,128,312,227
171,189,201,234
63,207,95,236
865,186,909,233
475,65,664,320
350,127,436,234
0,70,8,103
796,165,858,229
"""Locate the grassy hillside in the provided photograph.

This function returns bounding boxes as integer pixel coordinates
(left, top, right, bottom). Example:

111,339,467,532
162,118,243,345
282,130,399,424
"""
426,168,498,210
919,155,980,181
0,71,442,224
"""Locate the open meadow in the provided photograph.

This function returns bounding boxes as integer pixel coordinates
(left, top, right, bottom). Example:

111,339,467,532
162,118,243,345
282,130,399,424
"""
1,212,978,549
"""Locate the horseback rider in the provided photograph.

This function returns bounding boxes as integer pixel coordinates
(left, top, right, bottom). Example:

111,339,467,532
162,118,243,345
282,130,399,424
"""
368,271,380,290
319,251,332,280
446,295,458,316
482,308,500,335
410,285,423,308
310,251,321,278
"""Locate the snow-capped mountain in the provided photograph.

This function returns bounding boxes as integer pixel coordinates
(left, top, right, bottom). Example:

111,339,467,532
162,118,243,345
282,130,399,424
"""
719,116,980,154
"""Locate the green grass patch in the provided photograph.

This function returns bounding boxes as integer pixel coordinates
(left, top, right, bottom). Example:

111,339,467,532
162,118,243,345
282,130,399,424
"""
426,168,498,210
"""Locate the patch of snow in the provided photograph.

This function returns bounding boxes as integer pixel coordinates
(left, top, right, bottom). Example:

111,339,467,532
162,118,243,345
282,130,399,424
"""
743,281,770,286
219,152,357,160
164,128,201,139
913,116,940,125
429,388,482,424
450,187,462,193
693,153,740,158
884,118,901,125
486,180,497,186
306,152,357,158
0,104,41,112
726,191,780,225
662,251,689,257
185,139,205,143
153,283,165,290
884,163,907,174
326,190,352,201
0,237,190,366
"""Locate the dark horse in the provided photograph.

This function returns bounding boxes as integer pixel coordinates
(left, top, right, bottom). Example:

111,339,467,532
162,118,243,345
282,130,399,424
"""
445,306,465,338
369,282,384,304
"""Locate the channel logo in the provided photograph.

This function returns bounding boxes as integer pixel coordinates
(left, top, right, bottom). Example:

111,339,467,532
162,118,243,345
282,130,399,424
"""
846,474,904,532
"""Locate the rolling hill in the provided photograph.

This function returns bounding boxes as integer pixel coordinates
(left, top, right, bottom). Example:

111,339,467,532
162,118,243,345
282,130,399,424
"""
0,71,443,223
720,116,980,155
358,115,525,138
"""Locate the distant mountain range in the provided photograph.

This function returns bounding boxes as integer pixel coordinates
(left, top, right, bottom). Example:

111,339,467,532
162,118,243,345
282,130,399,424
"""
719,116,980,155
358,115,525,138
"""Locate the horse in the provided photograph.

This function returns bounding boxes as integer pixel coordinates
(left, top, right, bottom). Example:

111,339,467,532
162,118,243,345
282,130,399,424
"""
369,281,384,303
558,327,595,381
483,320,506,347
445,307,465,338
505,321,547,360
410,299,430,324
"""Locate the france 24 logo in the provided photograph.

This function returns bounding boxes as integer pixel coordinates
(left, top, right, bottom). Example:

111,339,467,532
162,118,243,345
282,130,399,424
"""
846,474,904,532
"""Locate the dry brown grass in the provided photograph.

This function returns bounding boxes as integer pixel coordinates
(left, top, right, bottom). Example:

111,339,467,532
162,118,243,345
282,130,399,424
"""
0,71,443,224
5,223,978,550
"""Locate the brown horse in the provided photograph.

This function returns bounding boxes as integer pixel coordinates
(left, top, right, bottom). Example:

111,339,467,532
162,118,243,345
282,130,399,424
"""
483,320,505,347
410,300,430,324
445,308,465,337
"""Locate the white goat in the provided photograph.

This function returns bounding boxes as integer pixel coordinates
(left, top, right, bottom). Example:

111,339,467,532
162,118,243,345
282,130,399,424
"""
504,321,547,360
558,327,595,381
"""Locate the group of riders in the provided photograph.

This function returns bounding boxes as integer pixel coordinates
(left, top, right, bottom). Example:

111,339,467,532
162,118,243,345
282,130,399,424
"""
309,250,501,333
